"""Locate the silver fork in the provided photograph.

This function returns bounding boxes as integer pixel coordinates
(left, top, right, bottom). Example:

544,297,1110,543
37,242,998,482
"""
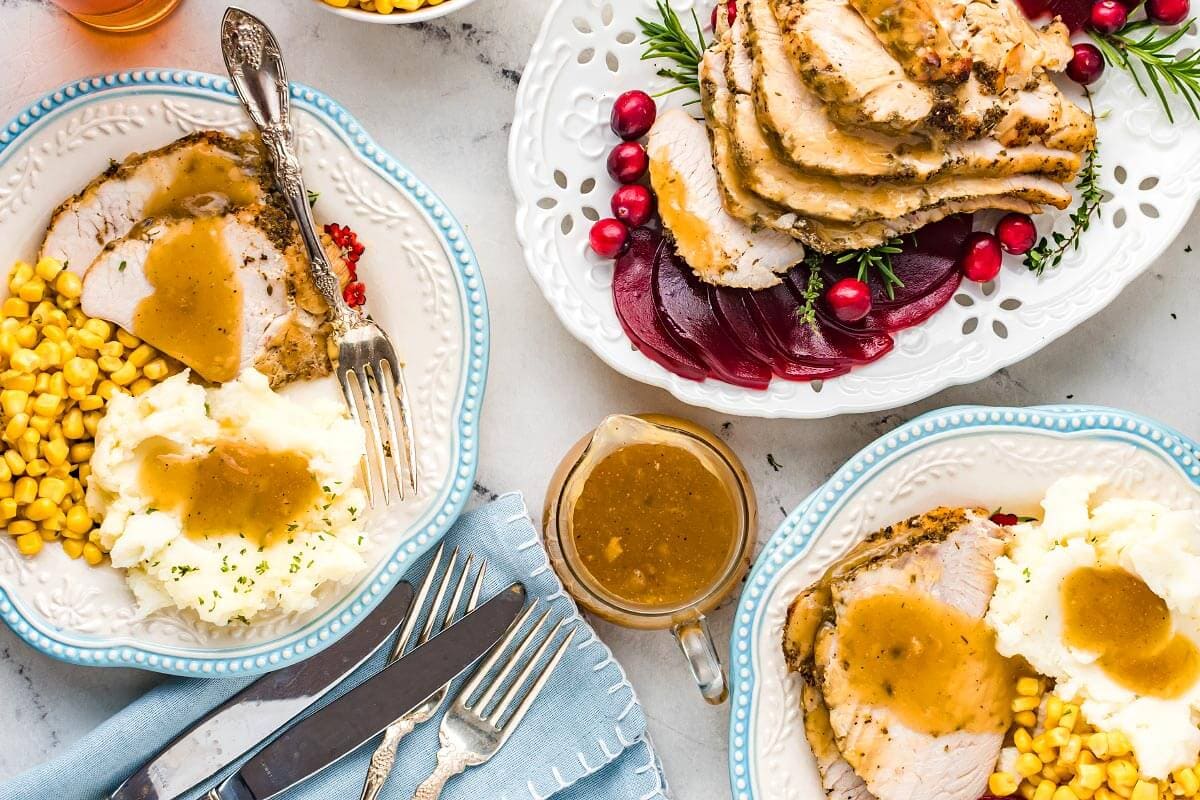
358,544,486,800
411,604,578,800
221,8,417,505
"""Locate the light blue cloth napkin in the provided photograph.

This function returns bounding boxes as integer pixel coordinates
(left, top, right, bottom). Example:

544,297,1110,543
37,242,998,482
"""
1,493,669,800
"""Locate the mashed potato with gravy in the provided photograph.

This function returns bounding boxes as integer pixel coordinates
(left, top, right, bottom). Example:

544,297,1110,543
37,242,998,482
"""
87,370,368,626
987,476,1200,778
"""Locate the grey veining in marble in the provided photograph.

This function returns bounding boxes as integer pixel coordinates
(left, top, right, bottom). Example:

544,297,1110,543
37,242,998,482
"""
0,2,1197,799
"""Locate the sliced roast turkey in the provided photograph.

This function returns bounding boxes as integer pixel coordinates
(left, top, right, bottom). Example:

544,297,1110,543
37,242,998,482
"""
40,131,270,274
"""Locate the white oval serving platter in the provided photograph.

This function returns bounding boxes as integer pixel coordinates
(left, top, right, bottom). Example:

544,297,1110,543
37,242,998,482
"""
510,0,1200,418
0,70,488,676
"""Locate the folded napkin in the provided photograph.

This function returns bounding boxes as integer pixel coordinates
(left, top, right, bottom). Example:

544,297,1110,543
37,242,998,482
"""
1,494,668,800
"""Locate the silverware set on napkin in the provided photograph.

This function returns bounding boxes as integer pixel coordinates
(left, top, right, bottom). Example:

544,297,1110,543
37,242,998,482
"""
110,549,575,800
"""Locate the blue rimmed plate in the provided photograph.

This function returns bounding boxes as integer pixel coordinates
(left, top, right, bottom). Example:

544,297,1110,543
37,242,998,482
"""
0,70,488,676
727,405,1200,800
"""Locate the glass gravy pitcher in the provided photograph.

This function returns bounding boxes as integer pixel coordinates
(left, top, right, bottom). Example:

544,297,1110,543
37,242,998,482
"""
542,414,756,704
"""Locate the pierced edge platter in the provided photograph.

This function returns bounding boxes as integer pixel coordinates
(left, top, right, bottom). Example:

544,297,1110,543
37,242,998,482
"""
510,0,1200,418
0,70,488,676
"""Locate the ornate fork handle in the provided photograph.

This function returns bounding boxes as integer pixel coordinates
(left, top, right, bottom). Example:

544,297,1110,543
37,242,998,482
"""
358,714,420,800
411,745,472,800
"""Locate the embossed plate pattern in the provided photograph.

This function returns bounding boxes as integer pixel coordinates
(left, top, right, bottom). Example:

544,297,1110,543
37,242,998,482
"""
726,405,1200,799
510,0,1200,418
0,70,488,676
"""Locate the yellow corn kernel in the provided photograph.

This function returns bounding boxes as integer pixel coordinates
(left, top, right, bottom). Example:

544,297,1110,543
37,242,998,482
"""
1044,694,1063,727
82,411,101,436
0,460,10,484
77,462,90,487
82,542,102,566
0,332,16,356
1055,786,1080,800
66,385,87,402
1060,704,1081,733
31,393,61,418
110,360,137,386
1018,754,1045,778
99,340,124,359
8,262,32,292
0,498,16,519
12,475,35,504
1110,785,1133,799
61,538,84,559
0,389,27,417
1046,727,1071,748
41,511,64,532
1176,770,1199,796
37,476,66,503
1133,783,1159,800
8,348,37,373
95,380,119,400
1108,732,1132,757
992,774,1020,797
62,408,83,439
15,531,41,555
1,372,34,392
48,373,65,398
79,394,103,411
24,497,54,521
74,328,104,351
17,439,37,464
1061,735,1083,765
1097,788,1119,800
32,373,49,395
65,504,91,535
54,270,81,299
3,412,27,442
1071,782,1097,800
4,449,25,476
0,481,10,499
1014,696,1043,713
57,340,75,363
115,329,140,348
1036,780,1057,800
1109,761,1138,788
24,458,46,477
1018,677,1043,697
7,519,35,535
1,297,28,318
42,438,68,467
142,357,169,381
38,527,57,542
1078,765,1108,792
68,442,93,464
97,354,122,374
27,415,49,436
1016,729,1035,753
39,324,65,344
1016,711,1039,729
83,318,111,339
125,343,154,368
130,377,153,396
1086,733,1109,759
34,340,60,368
1021,783,1039,800
35,258,63,282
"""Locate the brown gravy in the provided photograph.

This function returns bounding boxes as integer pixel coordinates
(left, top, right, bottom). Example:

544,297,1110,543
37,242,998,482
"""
139,438,320,546
1062,566,1200,698
143,149,260,219
570,443,737,608
837,593,1018,735
132,217,242,383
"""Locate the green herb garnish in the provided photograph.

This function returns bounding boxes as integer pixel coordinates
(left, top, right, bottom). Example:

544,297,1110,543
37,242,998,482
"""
1091,20,1200,123
835,237,905,300
637,1,706,99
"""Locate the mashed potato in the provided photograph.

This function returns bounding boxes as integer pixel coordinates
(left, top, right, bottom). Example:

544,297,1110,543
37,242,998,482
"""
987,476,1200,778
87,370,368,626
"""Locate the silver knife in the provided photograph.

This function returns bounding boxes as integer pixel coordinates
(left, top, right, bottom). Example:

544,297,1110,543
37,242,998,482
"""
204,583,528,800
110,582,414,800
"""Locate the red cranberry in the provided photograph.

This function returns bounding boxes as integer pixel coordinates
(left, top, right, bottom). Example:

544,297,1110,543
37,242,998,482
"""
589,218,630,259
826,278,872,323
610,91,657,141
995,213,1038,255
710,0,737,29
960,232,1003,283
607,142,649,184
1147,0,1190,24
990,513,1020,527
611,184,657,227
1067,43,1105,85
1089,0,1128,32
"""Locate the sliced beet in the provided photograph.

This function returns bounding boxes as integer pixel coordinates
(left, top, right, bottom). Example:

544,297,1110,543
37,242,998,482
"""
864,269,963,332
612,228,707,381
822,215,972,310
653,242,772,389
711,286,849,381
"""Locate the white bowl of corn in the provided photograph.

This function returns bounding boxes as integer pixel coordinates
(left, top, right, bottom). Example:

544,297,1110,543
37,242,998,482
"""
314,0,477,24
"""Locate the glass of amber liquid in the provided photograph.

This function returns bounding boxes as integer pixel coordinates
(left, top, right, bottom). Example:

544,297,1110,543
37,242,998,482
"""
51,0,182,32
543,414,756,704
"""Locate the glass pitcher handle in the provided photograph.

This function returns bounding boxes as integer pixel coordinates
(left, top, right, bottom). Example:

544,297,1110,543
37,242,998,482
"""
672,615,728,705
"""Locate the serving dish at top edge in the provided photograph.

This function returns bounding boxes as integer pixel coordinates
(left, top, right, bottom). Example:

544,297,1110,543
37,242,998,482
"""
312,0,480,25
509,0,1200,419
0,69,488,676
726,404,1200,800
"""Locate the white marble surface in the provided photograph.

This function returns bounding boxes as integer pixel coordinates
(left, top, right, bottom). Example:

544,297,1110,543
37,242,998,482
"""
0,1,1196,798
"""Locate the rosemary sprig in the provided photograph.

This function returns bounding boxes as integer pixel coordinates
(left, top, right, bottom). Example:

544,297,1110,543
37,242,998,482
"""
1091,19,1200,123
1025,95,1103,276
637,0,706,98
835,237,905,299
797,252,824,327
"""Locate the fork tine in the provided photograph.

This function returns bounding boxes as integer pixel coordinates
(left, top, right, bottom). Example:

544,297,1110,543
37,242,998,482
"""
357,363,393,505
389,543,445,660
459,600,538,702
338,369,374,509
473,610,553,715
418,548,458,644
440,554,474,631
465,561,487,615
492,625,576,731
380,357,418,496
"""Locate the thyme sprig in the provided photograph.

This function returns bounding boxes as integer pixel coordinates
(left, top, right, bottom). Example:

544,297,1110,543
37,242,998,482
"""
1025,95,1103,276
797,252,824,327
835,237,905,299
637,0,706,98
1091,19,1200,123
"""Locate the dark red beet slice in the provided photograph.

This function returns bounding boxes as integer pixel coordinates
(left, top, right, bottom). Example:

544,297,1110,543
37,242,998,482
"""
612,228,707,381
711,286,849,381
748,275,893,366
822,215,972,310
859,269,964,333
653,242,773,389
1046,0,1091,31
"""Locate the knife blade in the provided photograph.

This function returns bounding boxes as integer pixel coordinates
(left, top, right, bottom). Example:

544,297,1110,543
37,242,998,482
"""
110,581,414,800
208,582,527,800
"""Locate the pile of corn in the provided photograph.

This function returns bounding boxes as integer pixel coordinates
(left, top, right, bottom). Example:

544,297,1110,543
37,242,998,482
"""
321,0,450,15
989,677,1197,800
0,258,172,564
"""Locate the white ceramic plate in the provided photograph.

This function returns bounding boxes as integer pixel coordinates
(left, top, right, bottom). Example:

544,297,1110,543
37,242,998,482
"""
726,405,1200,799
0,70,488,676
510,0,1200,418
311,0,479,25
